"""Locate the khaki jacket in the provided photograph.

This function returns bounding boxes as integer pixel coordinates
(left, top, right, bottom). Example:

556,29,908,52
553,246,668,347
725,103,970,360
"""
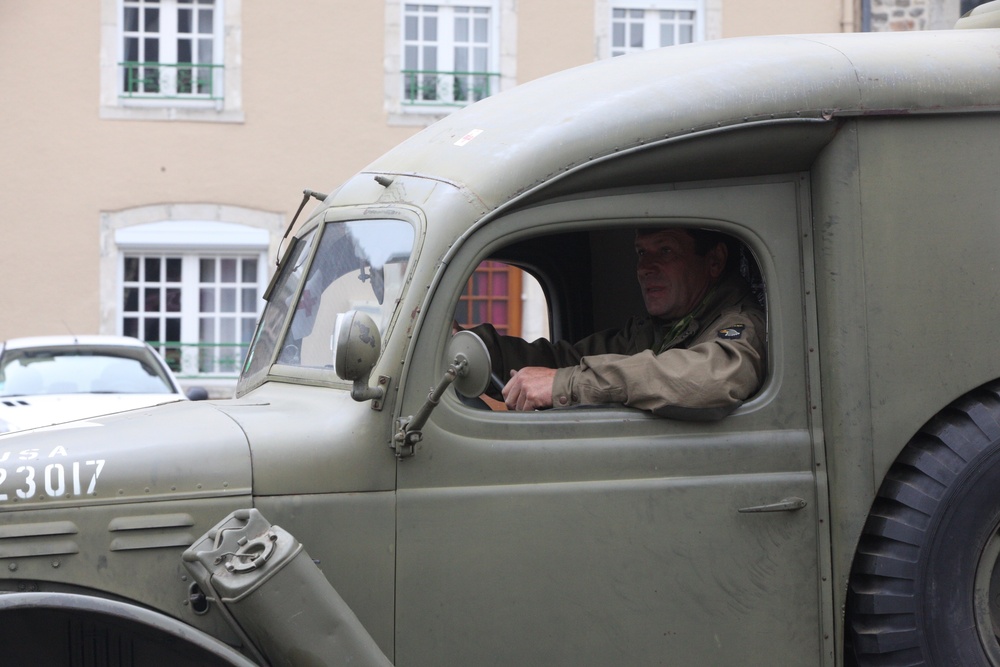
470,273,766,419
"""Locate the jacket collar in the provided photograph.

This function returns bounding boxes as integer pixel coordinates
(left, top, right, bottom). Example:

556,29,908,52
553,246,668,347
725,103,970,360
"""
652,272,750,353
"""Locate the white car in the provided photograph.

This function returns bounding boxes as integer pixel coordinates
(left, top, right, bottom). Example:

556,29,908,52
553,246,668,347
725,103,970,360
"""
0,335,199,434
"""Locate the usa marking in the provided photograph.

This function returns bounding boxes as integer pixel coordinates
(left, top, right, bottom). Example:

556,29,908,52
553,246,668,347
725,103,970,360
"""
0,447,106,501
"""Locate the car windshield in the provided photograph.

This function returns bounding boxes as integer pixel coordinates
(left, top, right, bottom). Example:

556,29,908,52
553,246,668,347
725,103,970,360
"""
0,350,176,397
241,218,414,380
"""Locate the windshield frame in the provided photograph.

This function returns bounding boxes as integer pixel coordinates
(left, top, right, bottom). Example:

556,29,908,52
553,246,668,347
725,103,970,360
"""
236,205,423,396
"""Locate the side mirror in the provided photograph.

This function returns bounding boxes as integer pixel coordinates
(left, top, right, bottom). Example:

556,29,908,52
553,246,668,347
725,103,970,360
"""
185,386,210,401
447,331,492,398
391,330,493,458
334,310,385,403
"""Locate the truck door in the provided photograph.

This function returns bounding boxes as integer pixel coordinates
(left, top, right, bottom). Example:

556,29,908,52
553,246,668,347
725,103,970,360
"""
395,178,829,666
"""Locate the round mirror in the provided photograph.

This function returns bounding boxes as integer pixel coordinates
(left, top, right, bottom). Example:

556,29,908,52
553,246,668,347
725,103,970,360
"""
447,331,492,398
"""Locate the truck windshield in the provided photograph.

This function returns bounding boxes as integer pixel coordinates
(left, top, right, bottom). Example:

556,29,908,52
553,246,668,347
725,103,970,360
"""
241,218,414,381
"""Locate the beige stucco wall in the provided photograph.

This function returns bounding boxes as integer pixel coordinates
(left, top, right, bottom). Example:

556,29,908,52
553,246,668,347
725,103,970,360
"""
0,0,850,343
2,2,104,338
519,1,595,83
724,0,854,36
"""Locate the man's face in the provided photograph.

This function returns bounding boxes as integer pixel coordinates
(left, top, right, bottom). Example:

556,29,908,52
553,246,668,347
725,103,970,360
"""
635,230,727,319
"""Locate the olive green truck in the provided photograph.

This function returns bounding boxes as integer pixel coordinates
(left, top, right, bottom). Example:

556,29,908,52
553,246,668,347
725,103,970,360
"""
2,6,1000,666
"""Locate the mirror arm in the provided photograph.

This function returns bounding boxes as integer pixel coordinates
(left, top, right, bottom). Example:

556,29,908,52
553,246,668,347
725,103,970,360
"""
351,377,385,404
335,311,388,410
393,355,469,459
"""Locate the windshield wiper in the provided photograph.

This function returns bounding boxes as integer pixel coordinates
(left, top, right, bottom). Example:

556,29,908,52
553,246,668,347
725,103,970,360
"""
276,189,328,268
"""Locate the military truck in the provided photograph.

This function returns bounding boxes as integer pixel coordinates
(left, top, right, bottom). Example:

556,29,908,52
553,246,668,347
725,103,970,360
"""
2,5,1000,666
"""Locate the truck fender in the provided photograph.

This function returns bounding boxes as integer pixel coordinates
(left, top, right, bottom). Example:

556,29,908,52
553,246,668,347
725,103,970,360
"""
0,591,257,666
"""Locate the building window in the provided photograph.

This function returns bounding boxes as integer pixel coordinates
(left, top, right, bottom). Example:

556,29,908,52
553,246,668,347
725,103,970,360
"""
455,261,548,342
100,0,244,122
611,2,701,56
403,3,499,107
596,0,709,59
195,256,261,374
455,262,523,336
121,0,222,101
122,255,183,369
101,207,285,392
386,0,515,124
611,7,695,55
121,252,262,376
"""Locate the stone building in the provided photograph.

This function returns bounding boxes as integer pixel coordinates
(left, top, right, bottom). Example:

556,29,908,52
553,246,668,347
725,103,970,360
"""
866,0,991,30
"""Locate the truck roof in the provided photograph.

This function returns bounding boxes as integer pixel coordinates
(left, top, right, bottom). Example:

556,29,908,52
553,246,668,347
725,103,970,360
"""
363,30,1000,212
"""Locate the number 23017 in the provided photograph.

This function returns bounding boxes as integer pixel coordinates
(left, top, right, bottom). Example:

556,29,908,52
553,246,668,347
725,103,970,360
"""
0,460,106,501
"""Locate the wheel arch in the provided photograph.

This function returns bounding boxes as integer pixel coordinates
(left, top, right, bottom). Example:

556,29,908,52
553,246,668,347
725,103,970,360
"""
0,591,257,666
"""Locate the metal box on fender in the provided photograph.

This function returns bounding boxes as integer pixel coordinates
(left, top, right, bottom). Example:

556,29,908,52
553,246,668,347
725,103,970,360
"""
182,508,391,667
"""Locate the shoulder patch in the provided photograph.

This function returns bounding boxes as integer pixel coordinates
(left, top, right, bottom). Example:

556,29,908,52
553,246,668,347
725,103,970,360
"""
717,324,746,340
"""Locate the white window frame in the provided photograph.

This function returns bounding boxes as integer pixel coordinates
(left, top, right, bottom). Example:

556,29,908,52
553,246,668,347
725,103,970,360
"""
596,0,719,60
115,224,268,378
385,0,517,125
100,205,285,387
100,0,244,123
121,253,264,378
402,4,496,107
119,0,223,102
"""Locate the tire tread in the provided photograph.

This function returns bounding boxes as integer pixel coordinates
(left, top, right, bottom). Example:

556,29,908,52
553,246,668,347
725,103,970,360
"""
846,380,1000,666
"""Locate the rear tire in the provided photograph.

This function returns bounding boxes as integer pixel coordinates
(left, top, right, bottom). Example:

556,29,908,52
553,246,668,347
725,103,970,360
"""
847,381,1000,666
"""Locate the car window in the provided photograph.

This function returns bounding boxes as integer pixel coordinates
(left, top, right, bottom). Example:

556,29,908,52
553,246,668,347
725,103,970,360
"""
0,352,175,396
453,227,767,414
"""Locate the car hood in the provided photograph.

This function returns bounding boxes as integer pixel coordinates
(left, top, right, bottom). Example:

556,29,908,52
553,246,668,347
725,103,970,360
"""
0,393,186,434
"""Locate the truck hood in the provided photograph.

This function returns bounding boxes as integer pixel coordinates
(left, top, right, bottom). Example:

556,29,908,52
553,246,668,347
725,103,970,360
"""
0,400,251,511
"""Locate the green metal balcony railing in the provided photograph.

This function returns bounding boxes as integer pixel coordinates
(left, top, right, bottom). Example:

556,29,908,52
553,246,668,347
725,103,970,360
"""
148,341,249,378
119,61,224,100
402,69,500,107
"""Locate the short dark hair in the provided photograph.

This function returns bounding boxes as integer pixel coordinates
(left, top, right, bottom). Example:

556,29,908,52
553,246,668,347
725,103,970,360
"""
636,227,738,271
685,229,731,257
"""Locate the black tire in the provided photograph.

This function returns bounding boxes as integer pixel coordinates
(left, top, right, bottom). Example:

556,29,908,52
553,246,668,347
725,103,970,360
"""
847,380,1000,666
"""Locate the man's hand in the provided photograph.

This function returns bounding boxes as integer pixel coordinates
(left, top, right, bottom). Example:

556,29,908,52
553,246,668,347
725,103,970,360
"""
502,367,557,411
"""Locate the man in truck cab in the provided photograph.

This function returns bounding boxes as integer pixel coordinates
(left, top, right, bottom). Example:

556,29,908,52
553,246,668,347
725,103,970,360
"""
466,228,766,419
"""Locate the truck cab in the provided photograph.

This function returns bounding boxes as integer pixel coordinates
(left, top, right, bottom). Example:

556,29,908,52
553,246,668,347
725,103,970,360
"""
1,13,1000,667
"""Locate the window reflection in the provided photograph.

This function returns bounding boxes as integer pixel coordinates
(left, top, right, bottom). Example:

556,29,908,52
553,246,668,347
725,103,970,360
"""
277,219,414,370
